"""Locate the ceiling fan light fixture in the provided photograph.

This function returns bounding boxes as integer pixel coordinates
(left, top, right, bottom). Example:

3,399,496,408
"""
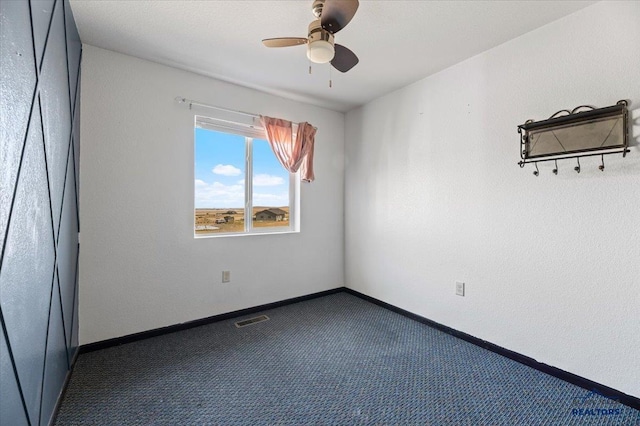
307,40,335,63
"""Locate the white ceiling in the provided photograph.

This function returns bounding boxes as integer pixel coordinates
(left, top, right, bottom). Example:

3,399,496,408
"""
69,0,596,112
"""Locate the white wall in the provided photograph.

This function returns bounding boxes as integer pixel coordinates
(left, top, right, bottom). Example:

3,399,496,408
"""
79,46,345,344
345,1,640,398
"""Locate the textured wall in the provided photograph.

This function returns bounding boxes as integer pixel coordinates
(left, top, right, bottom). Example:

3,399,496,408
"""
78,46,344,345
345,1,640,398
0,0,81,424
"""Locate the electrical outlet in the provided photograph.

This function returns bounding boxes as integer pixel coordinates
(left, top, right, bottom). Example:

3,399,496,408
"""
456,281,465,297
222,271,231,283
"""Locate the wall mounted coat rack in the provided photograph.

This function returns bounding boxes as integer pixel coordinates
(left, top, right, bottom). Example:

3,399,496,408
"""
518,100,629,175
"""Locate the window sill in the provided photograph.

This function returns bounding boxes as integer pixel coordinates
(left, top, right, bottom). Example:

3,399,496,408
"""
194,229,300,239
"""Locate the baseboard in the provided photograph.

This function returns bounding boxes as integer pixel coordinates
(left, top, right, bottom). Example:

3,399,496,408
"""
79,287,344,354
343,288,640,411
75,286,639,411
48,347,80,426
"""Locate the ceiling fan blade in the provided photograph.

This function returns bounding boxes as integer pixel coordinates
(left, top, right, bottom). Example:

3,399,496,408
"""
331,44,358,73
321,0,359,34
262,38,308,48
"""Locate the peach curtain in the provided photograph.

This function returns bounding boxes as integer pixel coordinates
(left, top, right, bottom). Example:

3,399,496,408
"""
260,116,317,182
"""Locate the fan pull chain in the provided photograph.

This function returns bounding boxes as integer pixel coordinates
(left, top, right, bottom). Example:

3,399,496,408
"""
329,65,332,88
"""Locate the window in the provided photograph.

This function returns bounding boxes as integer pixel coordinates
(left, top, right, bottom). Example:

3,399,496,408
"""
194,115,299,237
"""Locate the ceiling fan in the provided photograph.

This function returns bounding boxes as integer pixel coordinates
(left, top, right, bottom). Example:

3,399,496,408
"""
262,0,359,73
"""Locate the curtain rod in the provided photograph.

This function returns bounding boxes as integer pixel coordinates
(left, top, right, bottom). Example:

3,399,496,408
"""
175,96,317,131
175,96,258,119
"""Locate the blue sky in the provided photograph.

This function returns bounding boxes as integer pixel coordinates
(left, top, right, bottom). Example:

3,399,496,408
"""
194,128,289,208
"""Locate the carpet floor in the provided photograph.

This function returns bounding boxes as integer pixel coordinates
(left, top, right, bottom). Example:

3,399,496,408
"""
55,293,638,425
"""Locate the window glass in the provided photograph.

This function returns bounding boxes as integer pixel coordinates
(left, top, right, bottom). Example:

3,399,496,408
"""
195,128,246,234
252,138,290,229
194,119,297,237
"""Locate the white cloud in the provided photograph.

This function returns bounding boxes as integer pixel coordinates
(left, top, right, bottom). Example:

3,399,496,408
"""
194,180,244,208
212,164,241,176
195,179,289,209
253,192,289,206
253,174,285,186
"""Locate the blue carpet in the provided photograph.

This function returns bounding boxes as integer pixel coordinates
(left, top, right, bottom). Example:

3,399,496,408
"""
55,293,639,425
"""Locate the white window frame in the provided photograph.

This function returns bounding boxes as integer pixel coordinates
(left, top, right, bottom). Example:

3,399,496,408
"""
194,114,300,238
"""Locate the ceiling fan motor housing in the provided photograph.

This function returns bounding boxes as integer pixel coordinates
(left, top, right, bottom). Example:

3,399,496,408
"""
308,19,334,45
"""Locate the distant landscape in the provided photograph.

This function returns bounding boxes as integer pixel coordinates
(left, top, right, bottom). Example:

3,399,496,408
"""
195,206,290,234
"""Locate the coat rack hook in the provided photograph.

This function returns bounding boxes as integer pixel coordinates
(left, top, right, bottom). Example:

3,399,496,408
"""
574,157,581,174
599,155,605,171
552,160,558,175
533,162,539,177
